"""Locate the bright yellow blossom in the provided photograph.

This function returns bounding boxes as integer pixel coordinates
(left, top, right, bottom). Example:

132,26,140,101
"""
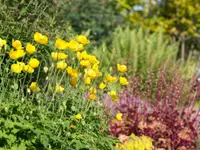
34,32,48,44
68,40,83,51
75,114,82,120
67,67,79,78
12,39,22,50
0,38,6,48
116,113,123,121
24,65,34,73
89,87,96,94
84,76,91,85
80,60,90,67
9,49,19,60
117,64,127,72
55,39,68,50
17,49,26,58
51,52,68,61
26,43,36,54
11,63,23,73
76,51,89,60
29,58,40,68
85,69,96,78
56,84,64,93
119,76,128,85
29,82,40,93
88,55,99,64
9,49,25,60
104,74,116,83
56,61,67,70
92,63,99,71
99,82,106,90
109,90,119,102
76,35,90,44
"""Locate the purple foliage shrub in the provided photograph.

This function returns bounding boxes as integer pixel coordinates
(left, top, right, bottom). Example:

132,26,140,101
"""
104,67,200,150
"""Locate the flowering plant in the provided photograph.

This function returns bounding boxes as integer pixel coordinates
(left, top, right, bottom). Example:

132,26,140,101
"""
104,67,200,149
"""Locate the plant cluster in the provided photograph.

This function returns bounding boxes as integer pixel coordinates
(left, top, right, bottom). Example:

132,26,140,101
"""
0,31,130,149
0,0,74,42
115,0,200,52
104,67,200,149
93,27,179,78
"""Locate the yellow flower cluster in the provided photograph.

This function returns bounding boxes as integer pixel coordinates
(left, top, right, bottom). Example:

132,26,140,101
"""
8,33,46,75
116,134,153,150
6,32,129,109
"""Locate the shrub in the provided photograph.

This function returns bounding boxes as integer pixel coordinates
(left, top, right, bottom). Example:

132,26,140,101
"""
104,66,200,149
64,0,118,45
115,0,200,52
93,27,178,78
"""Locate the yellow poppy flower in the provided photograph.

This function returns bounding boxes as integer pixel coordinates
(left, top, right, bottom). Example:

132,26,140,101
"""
117,64,128,72
67,67,79,78
51,52,68,61
29,82,40,92
76,35,90,44
99,82,106,90
9,49,25,60
34,32,48,44
11,63,23,73
116,113,123,121
104,74,116,83
9,49,19,60
89,87,96,94
26,43,36,54
17,49,26,58
0,38,6,48
55,39,69,50
84,76,91,85
80,60,90,67
85,69,96,78
119,76,128,85
56,84,64,93
12,39,22,50
76,51,89,60
68,40,84,51
88,55,99,64
109,90,119,102
29,58,40,68
92,63,99,71
75,113,82,120
56,61,67,70
24,65,34,73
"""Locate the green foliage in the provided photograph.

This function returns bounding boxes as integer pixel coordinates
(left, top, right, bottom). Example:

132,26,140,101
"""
0,0,74,41
0,32,119,149
64,0,118,45
0,95,117,149
94,27,178,78
115,0,200,52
